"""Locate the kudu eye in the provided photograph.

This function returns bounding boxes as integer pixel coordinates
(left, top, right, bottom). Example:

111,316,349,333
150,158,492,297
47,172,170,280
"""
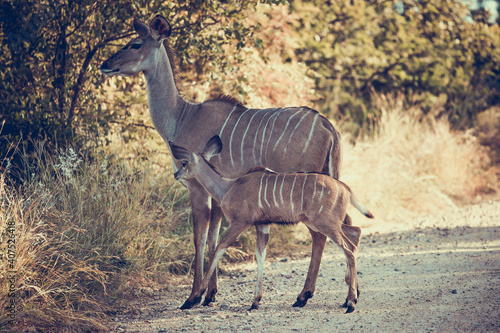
131,43,142,50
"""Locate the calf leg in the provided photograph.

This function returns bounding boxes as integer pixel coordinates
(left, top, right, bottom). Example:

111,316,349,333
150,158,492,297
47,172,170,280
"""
250,224,271,310
319,223,359,313
341,241,358,313
185,221,251,309
293,228,327,307
340,225,361,303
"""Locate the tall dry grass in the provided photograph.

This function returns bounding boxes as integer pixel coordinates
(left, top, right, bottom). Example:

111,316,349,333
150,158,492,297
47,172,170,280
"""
339,93,498,232
0,144,191,331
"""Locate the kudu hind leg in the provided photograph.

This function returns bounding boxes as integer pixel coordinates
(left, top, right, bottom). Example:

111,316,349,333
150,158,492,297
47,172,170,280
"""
293,228,327,307
203,200,223,306
335,230,359,313
322,226,359,313
341,225,362,303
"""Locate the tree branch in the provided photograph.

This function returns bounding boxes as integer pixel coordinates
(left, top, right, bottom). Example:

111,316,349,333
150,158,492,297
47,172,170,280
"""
66,31,135,129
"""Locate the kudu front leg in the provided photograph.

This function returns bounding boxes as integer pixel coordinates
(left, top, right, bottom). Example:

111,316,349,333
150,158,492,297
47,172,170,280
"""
293,228,327,307
202,199,223,306
190,222,251,308
181,188,211,310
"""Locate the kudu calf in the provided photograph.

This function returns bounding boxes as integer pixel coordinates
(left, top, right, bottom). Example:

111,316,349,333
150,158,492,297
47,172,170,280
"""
101,14,350,309
170,136,374,313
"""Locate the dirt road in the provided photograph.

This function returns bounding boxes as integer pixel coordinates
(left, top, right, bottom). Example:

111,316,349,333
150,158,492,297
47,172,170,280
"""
112,200,500,332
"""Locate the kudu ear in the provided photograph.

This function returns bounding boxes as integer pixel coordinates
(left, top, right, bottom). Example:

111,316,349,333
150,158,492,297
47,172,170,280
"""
169,142,192,161
202,136,223,160
149,14,172,41
133,18,150,38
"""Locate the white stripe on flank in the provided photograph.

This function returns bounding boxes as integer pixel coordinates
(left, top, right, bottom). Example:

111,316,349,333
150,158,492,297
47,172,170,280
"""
259,110,280,165
218,104,238,162
272,175,279,208
290,175,298,213
253,110,274,164
301,174,308,212
328,142,334,178
328,134,342,178
330,181,339,212
318,176,325,214
258,174,265,209
318,176,325,202
240,109,264,165
273,108,303,151
265,108,285,160
285,112,310,153
263,175,271,208
219,104,238,137
229,108,252,167
311,174,318,202
303,113,319,153
279,174,286,205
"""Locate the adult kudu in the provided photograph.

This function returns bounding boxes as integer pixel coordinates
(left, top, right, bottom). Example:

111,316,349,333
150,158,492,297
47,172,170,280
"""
101,14,352,309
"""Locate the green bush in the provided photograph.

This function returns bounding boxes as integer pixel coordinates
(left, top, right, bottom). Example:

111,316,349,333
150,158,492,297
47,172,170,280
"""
291,0,500,133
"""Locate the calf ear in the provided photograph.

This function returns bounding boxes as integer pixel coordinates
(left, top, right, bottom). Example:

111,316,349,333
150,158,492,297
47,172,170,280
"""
203,136,223,160
150,14,172,40
133,18,150,38
169,142,192,161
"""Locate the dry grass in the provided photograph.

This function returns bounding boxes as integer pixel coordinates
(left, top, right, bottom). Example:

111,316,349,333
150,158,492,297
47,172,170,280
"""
339,93,498,232
0,144,191,332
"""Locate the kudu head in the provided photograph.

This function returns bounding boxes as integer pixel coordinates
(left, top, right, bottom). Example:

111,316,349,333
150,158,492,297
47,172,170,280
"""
170,136,223,182
100,14,171,77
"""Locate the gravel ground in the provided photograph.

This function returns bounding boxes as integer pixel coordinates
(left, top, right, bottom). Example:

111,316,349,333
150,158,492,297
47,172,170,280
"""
111,200,500,332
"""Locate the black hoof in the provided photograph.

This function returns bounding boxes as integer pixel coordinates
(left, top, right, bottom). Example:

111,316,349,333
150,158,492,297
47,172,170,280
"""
180,296,202,310
292,291,312,307
180,301,194,310
202,290,217,306
292,298,308,307
342,298,358,308
345,304,355,313
249,303,259,311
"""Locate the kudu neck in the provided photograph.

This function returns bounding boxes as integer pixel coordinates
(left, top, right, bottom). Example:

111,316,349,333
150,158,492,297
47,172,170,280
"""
143,42,186,141
193,156,235,203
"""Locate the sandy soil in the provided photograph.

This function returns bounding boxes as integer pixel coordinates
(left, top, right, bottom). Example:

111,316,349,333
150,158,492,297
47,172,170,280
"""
111,200,500,332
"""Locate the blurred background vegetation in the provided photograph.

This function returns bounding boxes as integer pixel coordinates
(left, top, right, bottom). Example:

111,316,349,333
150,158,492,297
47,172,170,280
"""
1,0,499,331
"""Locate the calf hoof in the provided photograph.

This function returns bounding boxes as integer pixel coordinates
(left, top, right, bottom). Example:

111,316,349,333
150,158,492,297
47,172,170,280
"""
345,303,355,314
180,296,202,310
249,303,259,311
342,297,358,308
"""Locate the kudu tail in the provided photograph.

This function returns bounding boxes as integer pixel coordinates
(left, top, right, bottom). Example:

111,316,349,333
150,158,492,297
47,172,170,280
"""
350,194,374,219
338,181,374,219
